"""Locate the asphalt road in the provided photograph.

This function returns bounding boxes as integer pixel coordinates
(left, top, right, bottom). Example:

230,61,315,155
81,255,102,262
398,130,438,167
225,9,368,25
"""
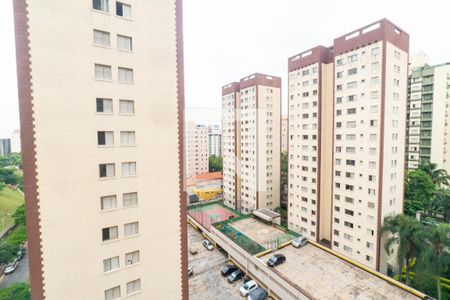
0,249,29,289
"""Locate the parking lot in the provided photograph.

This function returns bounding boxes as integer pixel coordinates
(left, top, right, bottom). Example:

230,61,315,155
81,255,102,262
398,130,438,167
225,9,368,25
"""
188,225,242,300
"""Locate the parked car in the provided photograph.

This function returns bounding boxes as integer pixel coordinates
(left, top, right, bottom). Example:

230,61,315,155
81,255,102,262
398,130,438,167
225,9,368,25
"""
239,280,258,297
227,269,244,283
267,254,286,267
17,248,26,260
202,239,214,251
247,287,268,300
188,267,194,277
221,264,238,276
4,259,19,275
292,236,308,248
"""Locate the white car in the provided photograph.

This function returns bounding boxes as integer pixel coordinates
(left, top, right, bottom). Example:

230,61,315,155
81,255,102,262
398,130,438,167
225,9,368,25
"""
240,280,258,297
4,259,19,275
202,239,214,251
292,236,308,248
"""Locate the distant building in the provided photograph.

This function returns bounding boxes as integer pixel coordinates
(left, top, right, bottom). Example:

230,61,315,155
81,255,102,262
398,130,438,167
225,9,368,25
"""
406,62,450,174
208,124,222,157
186,122,209,177
222,73,281,214
288,19,409,274
0,139,11,156
10,129,21,153
281,116,288,153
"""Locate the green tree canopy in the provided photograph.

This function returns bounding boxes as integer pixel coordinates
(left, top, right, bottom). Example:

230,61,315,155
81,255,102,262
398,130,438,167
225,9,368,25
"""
418,163,450,188
208,155,223,172
0,282,30,300
0,242,20,265
405,169,436,216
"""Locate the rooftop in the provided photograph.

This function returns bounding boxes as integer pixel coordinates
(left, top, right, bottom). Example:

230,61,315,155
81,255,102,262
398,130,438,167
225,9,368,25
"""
260,245,420,300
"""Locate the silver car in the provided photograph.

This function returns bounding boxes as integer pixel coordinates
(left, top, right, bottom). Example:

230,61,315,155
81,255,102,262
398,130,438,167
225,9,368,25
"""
240,280,258,297
292,236,308,248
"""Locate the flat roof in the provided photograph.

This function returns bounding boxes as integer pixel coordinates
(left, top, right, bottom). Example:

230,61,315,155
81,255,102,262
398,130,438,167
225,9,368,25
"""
260,245,420,300
230,217,288,246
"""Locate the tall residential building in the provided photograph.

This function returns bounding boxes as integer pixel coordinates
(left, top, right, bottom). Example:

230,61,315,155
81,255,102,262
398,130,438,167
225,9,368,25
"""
406,62,450,173
13,1,188,299
222,73,281,213
186,122,209,177
287,19,409,273
0,139,12,156
208,124,222,157
11,129,21,153
281,116,288,153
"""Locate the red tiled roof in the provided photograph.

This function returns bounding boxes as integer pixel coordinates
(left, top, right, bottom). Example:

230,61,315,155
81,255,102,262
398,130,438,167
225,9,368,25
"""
194,172,223,180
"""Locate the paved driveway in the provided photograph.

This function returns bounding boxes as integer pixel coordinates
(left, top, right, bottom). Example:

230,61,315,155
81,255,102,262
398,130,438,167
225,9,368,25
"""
0,248,29,289
188,226,242,300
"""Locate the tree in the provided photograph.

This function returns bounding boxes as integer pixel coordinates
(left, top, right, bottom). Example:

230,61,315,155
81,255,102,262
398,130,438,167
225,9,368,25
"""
418,224,450,300
405,170,436,216
0,282,31,300
382,214,424,285
208,155,223,172
12,203,26,226
419,163,450,188
434,189,450,222
0,167,19,186
0,242,20,265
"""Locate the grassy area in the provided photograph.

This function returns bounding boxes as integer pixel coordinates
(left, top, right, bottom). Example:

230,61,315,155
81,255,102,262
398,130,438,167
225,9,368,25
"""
0,187,24,232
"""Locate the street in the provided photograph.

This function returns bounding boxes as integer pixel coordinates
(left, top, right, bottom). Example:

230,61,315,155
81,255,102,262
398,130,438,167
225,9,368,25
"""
0,248,29,289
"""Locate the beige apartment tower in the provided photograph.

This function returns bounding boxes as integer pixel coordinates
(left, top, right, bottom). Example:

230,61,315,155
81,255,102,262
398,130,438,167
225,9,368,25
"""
186,122,209,177
287,19,409,273
14,0,187,299
222,74,281,213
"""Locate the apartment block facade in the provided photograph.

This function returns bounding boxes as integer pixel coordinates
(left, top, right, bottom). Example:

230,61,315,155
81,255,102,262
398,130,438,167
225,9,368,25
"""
11,129,21,153
208,124,222,157
406,63,450,174
288,19,409,273
186,122,209,177
0,139,11,156
281,116,288,153
222,74,281,213
14,1,187,299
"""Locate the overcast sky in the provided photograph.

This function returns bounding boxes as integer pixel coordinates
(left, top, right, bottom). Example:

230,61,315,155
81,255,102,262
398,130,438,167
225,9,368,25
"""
1,0,449,137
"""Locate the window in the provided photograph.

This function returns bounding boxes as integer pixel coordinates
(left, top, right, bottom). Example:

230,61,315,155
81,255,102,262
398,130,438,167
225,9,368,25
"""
344,221,353,229
347,95,356,102
367,242,374,250
345,209,354,216
118,67,134,83
95,64,112,80
101,195,117,210
371,47,379,57
103,256,119,272
98,131,114,146
93,0,109,12
347,108,356,115
102,226,118,242
366,255,374,262
124,222,139,236
120,131,135,146
122,162,136,176
117,35,132,51
126,279,141,295
347,54,357,62
344,233,353,241
344,245,352,253
123,192,138,207
116,2,131,18
119,100,135,114
93,30,110,46
347,68,357,75
99,163,115,178
105,286,120,300
371,76,380,85
370,91,378,99
96,98,113,113
347,81,357,89
125,250,140,266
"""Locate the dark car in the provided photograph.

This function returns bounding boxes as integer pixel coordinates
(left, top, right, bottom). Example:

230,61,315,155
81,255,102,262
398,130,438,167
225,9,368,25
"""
227,269,244,283
247,287,268,300
267,254,286,267
221,264,238,277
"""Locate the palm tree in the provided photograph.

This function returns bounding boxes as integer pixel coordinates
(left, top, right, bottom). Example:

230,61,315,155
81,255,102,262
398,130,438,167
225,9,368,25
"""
418,224,450,300
382,214,424,285
418,163,450,187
